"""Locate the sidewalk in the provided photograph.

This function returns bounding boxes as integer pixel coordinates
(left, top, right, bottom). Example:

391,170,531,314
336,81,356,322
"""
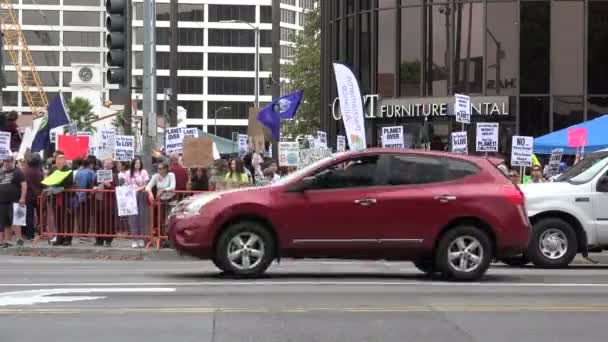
0,238,194,261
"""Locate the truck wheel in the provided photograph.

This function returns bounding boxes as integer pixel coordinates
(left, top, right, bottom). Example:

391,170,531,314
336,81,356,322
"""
528,218,577,268
500,255,529,267
215,221,275,277
435,226,493,281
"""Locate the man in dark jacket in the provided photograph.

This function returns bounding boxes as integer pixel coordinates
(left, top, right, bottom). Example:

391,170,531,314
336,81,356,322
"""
0,153,27,247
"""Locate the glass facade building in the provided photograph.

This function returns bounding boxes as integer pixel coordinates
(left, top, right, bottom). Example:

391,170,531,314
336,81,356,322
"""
320,0,608,155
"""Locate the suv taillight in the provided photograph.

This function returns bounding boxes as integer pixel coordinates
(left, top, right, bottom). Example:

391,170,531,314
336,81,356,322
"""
502,185,524,206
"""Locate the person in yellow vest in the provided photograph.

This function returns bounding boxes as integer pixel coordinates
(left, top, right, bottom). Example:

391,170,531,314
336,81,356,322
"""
41,151,74,246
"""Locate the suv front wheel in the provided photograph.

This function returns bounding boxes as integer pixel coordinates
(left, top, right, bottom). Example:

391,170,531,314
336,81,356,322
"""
527,218,577,268
435,226,493,281
215,221,275,277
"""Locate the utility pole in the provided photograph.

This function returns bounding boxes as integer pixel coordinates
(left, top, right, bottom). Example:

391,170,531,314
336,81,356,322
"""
169,0,178,127
0,32,5,111
271,0,280,160
142,0,157,170
124,0,133,134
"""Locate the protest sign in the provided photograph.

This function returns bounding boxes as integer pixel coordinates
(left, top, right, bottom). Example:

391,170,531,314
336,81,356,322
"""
78,131,95,156
116,185,138,217
57,135,89,160
279,142,299,167
12,204,26,226
248,107,264,138
476,122,499,152
511,136,534,167
316,131,328,148
238,134,248,156
114,135,135,162
454,94,471,124
336,135,346,152
381,126,404,148
184,128,199,139
183,137,215,168
165,127,184,155
451,132,468,154
0,132,11,159
567,127,587,148
96,169,113,183
98,128,116,160
547,148,564,178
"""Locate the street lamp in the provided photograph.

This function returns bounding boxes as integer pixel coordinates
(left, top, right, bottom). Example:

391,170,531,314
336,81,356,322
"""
220,20,260,108
213,106,231,136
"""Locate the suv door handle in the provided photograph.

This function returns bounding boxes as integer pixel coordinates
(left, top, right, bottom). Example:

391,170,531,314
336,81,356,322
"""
433,195,457,203
354,198,377,206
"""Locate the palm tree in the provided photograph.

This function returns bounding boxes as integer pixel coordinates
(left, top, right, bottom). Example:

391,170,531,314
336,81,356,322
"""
66,97,97,133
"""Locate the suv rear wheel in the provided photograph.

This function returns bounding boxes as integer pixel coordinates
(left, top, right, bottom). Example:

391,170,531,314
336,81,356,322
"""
527,218,577,268
215,221,275,277
435,226,493,281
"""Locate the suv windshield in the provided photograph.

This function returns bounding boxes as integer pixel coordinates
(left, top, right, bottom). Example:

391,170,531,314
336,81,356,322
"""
556,153,608,184
272,154,344,187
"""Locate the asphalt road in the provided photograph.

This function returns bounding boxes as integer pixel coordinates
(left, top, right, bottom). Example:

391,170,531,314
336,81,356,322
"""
3,257,608,342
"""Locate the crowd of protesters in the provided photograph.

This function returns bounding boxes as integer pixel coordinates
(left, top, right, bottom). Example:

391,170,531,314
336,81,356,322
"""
0,147,292,248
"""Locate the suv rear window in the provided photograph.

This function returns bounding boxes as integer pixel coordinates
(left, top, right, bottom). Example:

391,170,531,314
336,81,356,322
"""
443,158,481,181
388,155,444,185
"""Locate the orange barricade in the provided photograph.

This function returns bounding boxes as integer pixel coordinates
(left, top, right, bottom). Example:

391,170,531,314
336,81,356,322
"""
33,188,157,248
154,190,209,249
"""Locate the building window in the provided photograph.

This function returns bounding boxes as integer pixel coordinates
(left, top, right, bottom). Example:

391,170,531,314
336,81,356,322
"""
208,5,255,23
30,51,59,66
281,9,296,24
63,52,99,66
486,1,517,96
520,1,550,94
181,101,204,119
281,27,296,42
299,12,307,26
38,71,60,87
178,77,204,95
208,77,254,95
156,3,170,21
425,5,450,97
2,92,18,106
23,0,58,4
178,4,205,22
212,126,247,140
64,32,100,47
281,46,295,59
178,28,205,46
520,96,550,138
208,101,252,119
588,97,608,121
377,8,396,97
155,52,170,70
281,0,296,6
208,29,255,47
588,1,608,94
551,1,584,96
260,30,272,47
178,53,204,70
400,6,422,97
553,97,584,132
63,72,72,87
3,71,18,87
64,0,100,5
23,31,60,46
22,10,59,26
260,6,272,23
260,54,272,72
63,11,100,27
156,28,171,45
453,2,483,94
208,53,254,71
302,0,314,10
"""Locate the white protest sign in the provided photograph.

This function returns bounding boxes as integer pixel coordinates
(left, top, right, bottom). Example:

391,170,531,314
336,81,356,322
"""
12,203,26,226
381,126,404,148
238,134,249,156
0,132,11,159
50,125,67,144
184,128,198,139
278,142,299,167
78,131,95,156
451,132,468,154
98,128,116,160
511,136,534,167
316,131,328,148
116,185,138,217
96,169,113,183
476,122,499,152
165,127,184,155
547,148,564,178
114,135,135,162
336,135,346,152
454,94,471,124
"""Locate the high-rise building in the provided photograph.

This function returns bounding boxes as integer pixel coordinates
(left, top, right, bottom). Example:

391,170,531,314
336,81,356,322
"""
1,0,314,138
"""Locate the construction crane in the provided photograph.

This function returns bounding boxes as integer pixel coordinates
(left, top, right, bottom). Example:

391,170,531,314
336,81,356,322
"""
1,0,48,116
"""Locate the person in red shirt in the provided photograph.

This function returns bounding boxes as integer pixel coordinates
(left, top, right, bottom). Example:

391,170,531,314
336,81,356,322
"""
169,154,188,191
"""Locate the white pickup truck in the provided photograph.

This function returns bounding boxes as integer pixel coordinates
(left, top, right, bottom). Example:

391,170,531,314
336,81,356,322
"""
512,151,608,268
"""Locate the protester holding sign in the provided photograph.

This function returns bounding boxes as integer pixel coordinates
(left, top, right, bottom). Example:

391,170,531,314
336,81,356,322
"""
146,160,176,243
123,157,150,248
94,158,118,247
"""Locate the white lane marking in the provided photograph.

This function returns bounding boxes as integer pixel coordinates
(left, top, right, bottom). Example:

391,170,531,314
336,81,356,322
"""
0,281,607,288
0,288,176,306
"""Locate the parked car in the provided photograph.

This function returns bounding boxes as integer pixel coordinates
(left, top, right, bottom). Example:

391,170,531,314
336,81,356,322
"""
169,149,530,281
515,151,608,268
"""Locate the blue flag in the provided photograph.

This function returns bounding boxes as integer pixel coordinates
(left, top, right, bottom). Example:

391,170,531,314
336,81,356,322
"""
31,95,70,152
257,90,304,141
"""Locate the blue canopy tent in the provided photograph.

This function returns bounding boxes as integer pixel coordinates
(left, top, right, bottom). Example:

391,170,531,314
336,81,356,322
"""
533,115,608,154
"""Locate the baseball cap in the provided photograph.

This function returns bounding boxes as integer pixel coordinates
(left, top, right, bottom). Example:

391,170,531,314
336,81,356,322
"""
2,152,14,161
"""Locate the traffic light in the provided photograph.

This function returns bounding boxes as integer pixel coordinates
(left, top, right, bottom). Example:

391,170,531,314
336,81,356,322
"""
106,0,130,85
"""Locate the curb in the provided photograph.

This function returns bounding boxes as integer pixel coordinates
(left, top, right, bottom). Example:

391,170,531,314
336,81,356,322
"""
0,246,196,261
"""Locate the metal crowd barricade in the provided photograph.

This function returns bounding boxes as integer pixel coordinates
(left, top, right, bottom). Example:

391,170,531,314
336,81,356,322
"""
154,190,209,249
33,188,157,248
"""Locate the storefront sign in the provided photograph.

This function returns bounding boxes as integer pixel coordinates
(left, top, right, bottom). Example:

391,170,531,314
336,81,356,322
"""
332,95,510,120
451,132,468,154
511,136,534,167
381,126,404,148
476,123,499,152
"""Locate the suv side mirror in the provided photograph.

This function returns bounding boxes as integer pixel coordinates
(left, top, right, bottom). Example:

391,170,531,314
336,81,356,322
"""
597,176,608,192
287,176,316,193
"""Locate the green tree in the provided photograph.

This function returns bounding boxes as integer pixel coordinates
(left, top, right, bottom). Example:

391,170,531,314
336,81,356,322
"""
66,96,96,132
282,6,321,139
112,111,127,134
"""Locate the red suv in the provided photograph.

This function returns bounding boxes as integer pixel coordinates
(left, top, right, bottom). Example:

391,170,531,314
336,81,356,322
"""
169,149,530,281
